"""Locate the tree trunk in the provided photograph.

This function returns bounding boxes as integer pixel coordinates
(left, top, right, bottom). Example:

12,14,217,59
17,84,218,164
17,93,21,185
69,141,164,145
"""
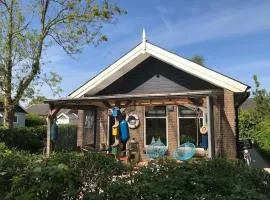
4,96,14,129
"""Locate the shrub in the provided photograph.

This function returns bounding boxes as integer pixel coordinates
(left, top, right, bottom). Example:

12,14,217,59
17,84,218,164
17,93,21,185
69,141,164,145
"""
0,143,41,199
0,125,77,153
0,126,46,153
254,120,270,156
25,114,46,127
1,147,270,200
5,151,127,200
239,110,260,139
127,158,270,200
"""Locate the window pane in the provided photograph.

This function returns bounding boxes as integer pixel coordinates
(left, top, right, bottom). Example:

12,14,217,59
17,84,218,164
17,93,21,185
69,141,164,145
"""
145,106,166,117
178,106,202,117
179,118,204,146
146,118,166,145
13,115,17,123
179,118,198,145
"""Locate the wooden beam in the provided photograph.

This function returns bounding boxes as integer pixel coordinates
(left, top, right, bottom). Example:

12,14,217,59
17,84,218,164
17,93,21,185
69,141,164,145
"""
46,115,52,158
102,101,112,108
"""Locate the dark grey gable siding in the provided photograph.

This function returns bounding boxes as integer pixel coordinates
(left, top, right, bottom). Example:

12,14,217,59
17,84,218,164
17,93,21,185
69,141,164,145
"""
95,57,219,95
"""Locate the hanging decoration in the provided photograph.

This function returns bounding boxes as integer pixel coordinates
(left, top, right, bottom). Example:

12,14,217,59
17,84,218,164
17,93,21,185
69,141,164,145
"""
126,113,140,129
120,119,129,143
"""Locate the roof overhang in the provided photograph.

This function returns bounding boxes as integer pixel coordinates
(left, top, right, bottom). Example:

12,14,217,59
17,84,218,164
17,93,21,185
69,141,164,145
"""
46,91,212,108
69,41,250,98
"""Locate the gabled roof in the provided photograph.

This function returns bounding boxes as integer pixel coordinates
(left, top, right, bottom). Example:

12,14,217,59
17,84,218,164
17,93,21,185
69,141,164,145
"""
0,102,27,113
26,103,78,116
26,103,50,116
69,38,250,98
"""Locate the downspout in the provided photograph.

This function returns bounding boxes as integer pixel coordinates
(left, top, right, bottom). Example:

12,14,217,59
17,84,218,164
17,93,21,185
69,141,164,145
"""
235,91,250,158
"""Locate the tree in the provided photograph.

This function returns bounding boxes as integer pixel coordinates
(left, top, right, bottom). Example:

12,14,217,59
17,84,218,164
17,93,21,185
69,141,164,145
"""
190,55,205,66
28,96,47,106
0,0,125,128
252,75,270,119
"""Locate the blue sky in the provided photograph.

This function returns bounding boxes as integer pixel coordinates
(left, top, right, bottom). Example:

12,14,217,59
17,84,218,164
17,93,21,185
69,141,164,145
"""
42,0,270,98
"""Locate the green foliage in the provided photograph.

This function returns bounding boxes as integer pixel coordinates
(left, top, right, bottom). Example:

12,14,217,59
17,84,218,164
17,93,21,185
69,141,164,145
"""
239,110,260,139
252,75,270,119
1,146,269,200
0,126,46,152
180,135,196,144
190,55,205,66
0,143,41,199
25,113,47,127
126,159,270,200
254,120,270,156
0,125,78,152
239,76,270,156
4,151,126,200
0,0,126,128
28,96,47,106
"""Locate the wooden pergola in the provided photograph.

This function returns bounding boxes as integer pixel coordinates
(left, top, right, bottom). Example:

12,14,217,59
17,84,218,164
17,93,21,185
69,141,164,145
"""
44,90,213,157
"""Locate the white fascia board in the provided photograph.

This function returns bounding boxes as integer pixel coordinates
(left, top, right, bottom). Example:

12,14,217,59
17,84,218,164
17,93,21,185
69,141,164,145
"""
146,42,248,93
70,44,149,98
57,113,69,119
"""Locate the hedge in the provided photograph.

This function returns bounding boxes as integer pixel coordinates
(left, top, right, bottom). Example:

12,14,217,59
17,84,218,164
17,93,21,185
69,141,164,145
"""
25,114,47,127
0,126,46,153
0,125,77,153
1,146,269,200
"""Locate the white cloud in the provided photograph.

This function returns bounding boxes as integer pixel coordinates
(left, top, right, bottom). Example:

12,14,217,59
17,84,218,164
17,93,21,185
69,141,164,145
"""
150,2,270,48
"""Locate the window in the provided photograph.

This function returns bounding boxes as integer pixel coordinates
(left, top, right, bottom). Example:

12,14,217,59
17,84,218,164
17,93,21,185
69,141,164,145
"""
85,110,94,128
178,106,203,146
13,115,18,123
145,106,167,146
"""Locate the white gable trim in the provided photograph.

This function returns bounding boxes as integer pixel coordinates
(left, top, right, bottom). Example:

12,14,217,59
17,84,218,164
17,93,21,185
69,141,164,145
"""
57,113,69,120
69,41,249,98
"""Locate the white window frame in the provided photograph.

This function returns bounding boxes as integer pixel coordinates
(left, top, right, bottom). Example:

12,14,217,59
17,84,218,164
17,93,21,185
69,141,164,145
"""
144,106,168,147
177,105,203,147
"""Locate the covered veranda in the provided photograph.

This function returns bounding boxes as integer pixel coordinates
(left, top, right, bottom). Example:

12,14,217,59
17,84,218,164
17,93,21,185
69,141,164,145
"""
44,91,213,159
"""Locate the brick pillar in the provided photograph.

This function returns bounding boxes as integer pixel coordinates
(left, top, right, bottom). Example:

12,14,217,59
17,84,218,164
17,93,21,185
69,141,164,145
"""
167,105,178,157
221,89,237,159
125,106,146,161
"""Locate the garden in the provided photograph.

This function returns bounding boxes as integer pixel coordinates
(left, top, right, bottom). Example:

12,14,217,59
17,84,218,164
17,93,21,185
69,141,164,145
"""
0,136,270,199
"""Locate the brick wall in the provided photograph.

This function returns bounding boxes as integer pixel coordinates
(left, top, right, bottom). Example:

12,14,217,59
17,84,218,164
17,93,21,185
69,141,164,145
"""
221,89,237,159
212,89,237,159
88,92,238,161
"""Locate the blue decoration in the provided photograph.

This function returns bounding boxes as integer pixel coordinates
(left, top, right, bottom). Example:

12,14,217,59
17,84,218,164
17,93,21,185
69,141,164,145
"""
50,122,58,143
200,134,208,149
112,107,120,117
119,119,129,143
146,137,167,159
173,142,196,161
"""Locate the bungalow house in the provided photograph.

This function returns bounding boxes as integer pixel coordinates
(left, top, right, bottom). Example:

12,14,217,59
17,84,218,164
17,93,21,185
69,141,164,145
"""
0,103,27,126
45,32,250,160
26,104,78,125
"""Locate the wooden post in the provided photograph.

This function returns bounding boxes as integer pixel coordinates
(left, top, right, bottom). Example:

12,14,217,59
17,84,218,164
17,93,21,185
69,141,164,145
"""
46,116,52,157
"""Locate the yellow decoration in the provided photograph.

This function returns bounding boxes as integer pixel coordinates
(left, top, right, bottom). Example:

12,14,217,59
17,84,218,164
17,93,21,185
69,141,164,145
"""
112,125,119,136
200,126,208,134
